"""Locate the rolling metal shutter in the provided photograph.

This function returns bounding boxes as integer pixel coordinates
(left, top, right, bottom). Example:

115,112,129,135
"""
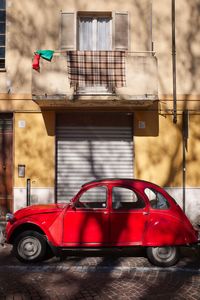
56,114,133,202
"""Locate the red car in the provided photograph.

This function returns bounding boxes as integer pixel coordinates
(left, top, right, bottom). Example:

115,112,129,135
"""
5,179,199,267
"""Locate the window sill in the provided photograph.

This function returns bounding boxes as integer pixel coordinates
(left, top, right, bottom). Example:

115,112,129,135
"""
0,68,6,73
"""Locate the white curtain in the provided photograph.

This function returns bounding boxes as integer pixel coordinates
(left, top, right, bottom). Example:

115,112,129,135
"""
79,17,93,50
97,18,111,50
79,17,111,51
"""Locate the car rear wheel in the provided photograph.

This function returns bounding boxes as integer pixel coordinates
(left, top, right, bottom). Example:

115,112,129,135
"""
147,246,179,267
13,230,46,263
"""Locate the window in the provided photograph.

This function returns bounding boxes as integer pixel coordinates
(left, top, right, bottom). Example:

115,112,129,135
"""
112,187,145,210
61,11,129,51
0,0,6,69
61,11,128,95
79,16,112,51
76,186,107,209
145,188,170,210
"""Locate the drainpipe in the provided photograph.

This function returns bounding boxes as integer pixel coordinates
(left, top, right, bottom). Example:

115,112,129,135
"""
26,178,31,206
150,2,153,54
182,110,189,213
172,0,177,124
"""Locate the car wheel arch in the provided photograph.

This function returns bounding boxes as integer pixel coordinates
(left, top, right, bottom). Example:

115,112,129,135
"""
9,223,46,244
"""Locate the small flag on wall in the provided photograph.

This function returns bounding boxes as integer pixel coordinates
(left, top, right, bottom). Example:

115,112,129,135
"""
32,50,54,71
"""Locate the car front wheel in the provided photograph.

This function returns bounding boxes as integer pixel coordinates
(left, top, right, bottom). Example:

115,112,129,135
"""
147,246,179,267
13,230,46,263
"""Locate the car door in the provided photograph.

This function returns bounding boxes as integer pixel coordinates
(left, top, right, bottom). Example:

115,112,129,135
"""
63,185,109,246
110,185,148,245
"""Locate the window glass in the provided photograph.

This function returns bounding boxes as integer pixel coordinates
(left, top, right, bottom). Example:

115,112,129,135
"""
112,187,145,210
0,0,6,68
79,16,111,51
145,188,170,210
0,34,5,46
76,186,107,209
0,0,6,9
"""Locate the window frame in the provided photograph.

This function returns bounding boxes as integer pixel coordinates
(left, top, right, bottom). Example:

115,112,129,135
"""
144,188,170,210
0,0,6,69
60,10,129,52
112,185,146,211
78,14,112,51
75,185,108,210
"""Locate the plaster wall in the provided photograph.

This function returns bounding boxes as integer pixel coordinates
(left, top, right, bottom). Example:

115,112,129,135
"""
14,112,55,188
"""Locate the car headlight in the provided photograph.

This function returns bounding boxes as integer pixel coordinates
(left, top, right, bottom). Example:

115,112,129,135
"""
6,213,15,222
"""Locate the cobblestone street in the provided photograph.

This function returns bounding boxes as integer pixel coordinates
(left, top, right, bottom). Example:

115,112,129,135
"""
0,245,200,299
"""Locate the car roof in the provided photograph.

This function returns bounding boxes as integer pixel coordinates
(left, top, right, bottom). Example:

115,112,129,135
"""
82,178,155,187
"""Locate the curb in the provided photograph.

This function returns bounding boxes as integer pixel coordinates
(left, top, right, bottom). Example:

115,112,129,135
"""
0,265,200,274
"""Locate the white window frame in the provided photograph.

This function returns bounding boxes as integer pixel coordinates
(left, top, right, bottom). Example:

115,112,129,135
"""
77,13,113,95
78,15,112,51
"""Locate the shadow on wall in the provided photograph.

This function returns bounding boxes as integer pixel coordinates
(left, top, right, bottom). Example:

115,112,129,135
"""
4,1,200,297
153,0,200,97
6,0,61,93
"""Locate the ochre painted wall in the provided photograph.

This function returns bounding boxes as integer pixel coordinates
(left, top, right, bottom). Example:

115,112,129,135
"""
0,0,199,191
13,110,200,189
135,113,200,188
135,114,183,187
14,111,55,188
187,114,200,187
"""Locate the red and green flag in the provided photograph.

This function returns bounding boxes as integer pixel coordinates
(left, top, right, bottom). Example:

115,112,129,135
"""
32,50,55,71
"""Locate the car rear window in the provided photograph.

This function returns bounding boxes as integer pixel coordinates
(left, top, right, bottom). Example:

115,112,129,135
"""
145,188,170,210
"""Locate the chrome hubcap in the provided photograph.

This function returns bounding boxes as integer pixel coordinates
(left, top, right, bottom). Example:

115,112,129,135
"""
18,236,41,260
152,247,176,263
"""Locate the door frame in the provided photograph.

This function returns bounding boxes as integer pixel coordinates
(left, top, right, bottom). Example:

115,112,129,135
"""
0,113,13,215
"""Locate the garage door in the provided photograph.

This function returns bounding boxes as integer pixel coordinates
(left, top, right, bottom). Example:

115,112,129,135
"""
56,113,133,202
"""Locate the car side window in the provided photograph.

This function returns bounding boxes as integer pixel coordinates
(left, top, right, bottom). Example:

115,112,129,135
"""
145,188,170,210
76,186,107,209
112,187,145,210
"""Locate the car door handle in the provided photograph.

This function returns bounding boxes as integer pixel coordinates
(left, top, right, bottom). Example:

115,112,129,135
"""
103,211,108,215
143,212,149,215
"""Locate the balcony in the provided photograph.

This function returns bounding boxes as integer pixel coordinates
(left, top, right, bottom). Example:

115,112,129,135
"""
32,51,158,108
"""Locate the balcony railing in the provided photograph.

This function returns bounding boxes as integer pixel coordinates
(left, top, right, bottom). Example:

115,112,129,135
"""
32,51,158,106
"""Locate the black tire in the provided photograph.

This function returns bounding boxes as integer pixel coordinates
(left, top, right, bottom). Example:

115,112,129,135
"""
13,230,46,263
146,246,179,267
44,243,55,261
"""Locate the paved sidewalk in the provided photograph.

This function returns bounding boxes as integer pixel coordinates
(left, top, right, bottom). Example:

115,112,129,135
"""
0,244,200,299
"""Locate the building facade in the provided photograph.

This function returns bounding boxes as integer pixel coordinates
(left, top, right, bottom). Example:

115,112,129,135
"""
0,0,200,223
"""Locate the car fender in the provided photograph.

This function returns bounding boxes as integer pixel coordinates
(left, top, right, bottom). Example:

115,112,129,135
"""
143,213,198,246
6,217,59,246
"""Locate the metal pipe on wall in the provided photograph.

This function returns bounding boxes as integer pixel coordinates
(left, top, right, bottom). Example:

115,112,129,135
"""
26,178,31,207
182,110,189,213
172,0,177,124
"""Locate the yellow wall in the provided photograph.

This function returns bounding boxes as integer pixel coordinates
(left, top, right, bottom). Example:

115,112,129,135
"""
135,114,183,186
187,114,200,186
14,111,55,188
0,0,200,190
135,113,200,188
